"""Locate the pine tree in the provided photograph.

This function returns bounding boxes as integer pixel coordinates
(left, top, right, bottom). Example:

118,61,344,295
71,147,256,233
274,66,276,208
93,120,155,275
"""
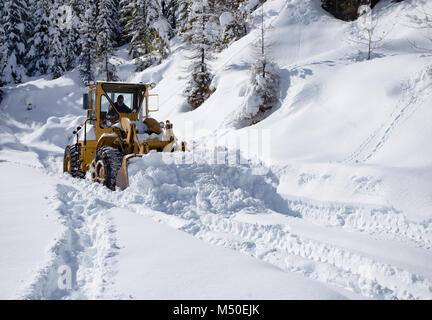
121,0,168,71
111,0,123,45
152,18,171,61
121,0,159,58
66,0,85,70
48,0,68,79
95,0,121,81
183,1,218,109
178,0,192,42
218,0,249,49
1,0,29,84
0,1,5,75
26,0,50,76
161,0,178,35
78,1,97,83
238,2,280,125
252,3,279,113
119,0,131,43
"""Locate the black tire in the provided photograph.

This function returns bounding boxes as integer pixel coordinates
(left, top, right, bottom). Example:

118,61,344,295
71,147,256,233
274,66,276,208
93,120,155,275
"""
90,146,123,191
63,144,85,179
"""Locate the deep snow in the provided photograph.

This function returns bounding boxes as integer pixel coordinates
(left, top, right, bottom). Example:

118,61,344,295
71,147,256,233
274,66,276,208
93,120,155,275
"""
0,0,431,299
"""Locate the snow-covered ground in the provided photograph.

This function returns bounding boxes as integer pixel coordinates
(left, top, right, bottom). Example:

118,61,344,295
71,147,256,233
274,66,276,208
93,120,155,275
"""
0,0,431,299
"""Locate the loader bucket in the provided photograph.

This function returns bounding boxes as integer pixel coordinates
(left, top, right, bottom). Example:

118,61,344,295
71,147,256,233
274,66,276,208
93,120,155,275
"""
116,154,141,191
115,142,186,191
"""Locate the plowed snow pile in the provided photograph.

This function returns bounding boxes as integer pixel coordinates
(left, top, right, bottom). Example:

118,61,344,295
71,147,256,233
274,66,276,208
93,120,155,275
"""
1,0,432,299
126,151,292,216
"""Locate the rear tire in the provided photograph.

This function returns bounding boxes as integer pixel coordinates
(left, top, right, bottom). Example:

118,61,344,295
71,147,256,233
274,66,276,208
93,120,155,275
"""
63,144,85,179
90,146,123,191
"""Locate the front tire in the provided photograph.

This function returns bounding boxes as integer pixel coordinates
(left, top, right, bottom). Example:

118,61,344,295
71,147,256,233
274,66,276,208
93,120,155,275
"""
90,146,123,191
63,144,85,178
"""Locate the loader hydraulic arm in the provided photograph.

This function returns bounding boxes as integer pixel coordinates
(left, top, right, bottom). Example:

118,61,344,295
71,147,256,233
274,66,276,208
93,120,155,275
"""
121,118,141,154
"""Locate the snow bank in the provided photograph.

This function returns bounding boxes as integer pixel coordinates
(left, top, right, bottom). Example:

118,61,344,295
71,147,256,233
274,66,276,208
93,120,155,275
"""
126,151,293,217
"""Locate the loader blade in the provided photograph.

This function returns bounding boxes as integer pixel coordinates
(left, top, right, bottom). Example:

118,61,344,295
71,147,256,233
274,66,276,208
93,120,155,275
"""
116,156,132,191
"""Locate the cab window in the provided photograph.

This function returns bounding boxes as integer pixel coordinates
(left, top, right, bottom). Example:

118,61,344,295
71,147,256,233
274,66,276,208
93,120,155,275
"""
90,90,96,109
100,95,111,123
106,92,135,113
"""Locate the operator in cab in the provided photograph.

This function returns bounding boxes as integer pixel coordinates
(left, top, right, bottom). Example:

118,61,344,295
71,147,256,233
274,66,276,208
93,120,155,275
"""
106,95,130,122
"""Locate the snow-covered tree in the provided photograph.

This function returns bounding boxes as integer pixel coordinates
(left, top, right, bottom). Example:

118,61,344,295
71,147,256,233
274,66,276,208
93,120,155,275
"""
121,0,157,58
217,0,249,50
0,2,5,100
153,17,171,60
1,0,29,84
78,1,97,83
349,2,388,60
238,2,280,126
0,2,6,82
95,0,121,81
241,60,280,121
183,1,218,109
65,0,85,70
121,0,169,71
0,2,4,43
118,0,131,42
48,0,69,79
161,0,178,36
111,0,123,44
178,0,193,42
180,0,248,52
26,0,50,76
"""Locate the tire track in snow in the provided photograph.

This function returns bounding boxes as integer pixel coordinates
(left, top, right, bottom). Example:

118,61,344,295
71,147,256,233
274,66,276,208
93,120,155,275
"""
181,215,432,300
17,184,120,300
286,197,432,250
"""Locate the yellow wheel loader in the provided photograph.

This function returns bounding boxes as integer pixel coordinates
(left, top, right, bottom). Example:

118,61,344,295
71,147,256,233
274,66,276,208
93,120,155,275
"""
63,81,186,190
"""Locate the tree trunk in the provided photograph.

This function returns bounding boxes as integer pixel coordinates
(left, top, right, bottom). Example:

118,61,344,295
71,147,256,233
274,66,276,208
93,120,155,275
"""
261,4,265,78
105,51,109,81
201,48,205,72
368,30,372,60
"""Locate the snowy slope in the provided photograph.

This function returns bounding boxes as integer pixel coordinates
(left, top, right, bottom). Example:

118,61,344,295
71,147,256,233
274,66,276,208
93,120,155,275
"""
0,0,431,300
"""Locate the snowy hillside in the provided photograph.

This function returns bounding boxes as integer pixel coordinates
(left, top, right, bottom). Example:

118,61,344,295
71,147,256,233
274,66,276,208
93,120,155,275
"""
1,0,432,300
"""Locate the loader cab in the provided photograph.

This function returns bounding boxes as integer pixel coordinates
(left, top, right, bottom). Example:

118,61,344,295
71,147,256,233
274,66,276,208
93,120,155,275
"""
81,81,158,143
90,82,149,134
99,84,144,124
100,92,135,124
